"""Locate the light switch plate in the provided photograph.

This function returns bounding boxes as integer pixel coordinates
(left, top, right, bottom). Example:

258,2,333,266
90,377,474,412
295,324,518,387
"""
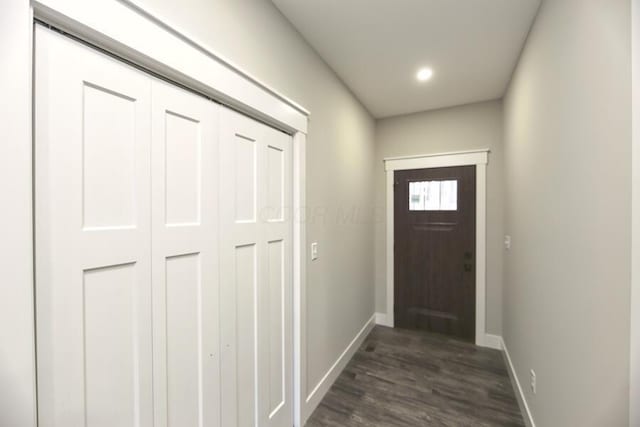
504,235,512,250
311,242,318,260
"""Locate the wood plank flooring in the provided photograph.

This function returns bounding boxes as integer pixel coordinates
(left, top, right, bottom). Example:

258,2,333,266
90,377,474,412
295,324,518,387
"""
306,326,524,427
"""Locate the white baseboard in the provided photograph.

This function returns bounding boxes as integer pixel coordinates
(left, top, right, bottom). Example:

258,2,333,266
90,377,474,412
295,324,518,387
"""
302,313,376,424
375,311,393,327
502,338,536,427
481,333,503,350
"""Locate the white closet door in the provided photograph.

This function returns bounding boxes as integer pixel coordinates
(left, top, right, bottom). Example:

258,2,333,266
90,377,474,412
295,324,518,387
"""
150,80,221,427
35,27,153,427
219,108,293,427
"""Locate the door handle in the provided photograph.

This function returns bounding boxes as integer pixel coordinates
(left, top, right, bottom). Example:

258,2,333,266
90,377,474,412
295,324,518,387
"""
464,251,473,272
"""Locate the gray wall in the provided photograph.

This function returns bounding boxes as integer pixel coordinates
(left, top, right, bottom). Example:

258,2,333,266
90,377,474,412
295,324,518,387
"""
139,0,377,396
374,100,505,335
503,0,631,425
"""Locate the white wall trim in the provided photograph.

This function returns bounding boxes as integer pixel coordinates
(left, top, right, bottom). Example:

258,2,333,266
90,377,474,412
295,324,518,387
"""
502,338,536,427
301,314,376,424
293,132,307,427
384,149,490,347
123,0,310,117
384,148,491,163
0,2,37,426
32,0,309,133
631,0,640,425
384,149,489,172
385,170,396,327
375,312,393,327
483,334,503,351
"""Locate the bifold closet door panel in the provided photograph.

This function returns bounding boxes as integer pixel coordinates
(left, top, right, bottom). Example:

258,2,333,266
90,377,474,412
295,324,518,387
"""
36,24,291,427
35,26,154,427
150,80,221,427
219,107,293,427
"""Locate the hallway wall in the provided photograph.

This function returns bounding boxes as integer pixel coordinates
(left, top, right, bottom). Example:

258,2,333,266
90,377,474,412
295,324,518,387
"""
374,100,505,335
503,0,632,424
138,0,377,401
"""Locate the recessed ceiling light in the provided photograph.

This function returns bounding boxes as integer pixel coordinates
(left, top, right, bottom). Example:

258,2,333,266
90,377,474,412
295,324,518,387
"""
416,67,433,82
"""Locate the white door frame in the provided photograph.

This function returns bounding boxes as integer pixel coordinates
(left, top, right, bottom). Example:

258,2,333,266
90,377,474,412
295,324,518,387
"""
26,1,310,426
630,0,640,425
383,149,491,347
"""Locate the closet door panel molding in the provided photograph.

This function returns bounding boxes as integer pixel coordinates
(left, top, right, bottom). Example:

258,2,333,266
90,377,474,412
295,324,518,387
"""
35,27,153,427
220,107,293,427
35,25,295,427
150,80,221,427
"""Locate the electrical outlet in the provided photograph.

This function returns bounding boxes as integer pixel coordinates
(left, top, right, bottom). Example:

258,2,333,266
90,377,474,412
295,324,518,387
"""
530,369,536,394
311,242,318,260
504,235,512,250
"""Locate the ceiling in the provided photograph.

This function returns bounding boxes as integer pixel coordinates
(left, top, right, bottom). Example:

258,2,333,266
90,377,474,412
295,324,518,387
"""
272,0,541,118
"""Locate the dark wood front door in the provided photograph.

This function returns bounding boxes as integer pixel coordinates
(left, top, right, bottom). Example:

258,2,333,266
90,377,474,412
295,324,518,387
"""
394,166,476,340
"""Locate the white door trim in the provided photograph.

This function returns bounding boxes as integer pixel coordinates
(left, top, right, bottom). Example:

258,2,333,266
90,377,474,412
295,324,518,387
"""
32,0,308,134
630,0,640,425
292,132,307,426
383,149,491,347
28,1,311,426
0,2,37,427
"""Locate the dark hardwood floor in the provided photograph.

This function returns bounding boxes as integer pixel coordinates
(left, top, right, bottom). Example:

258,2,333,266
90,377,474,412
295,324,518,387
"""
306,326,524,427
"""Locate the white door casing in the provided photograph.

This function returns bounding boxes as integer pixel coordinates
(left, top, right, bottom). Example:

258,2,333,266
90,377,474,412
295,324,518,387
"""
35,27,154,426
219,107,293,427
150,79,221,427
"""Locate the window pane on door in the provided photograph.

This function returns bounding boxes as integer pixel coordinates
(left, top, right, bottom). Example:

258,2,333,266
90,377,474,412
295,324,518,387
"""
408,180,457,211
440,180,458,210
409,181,423,210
